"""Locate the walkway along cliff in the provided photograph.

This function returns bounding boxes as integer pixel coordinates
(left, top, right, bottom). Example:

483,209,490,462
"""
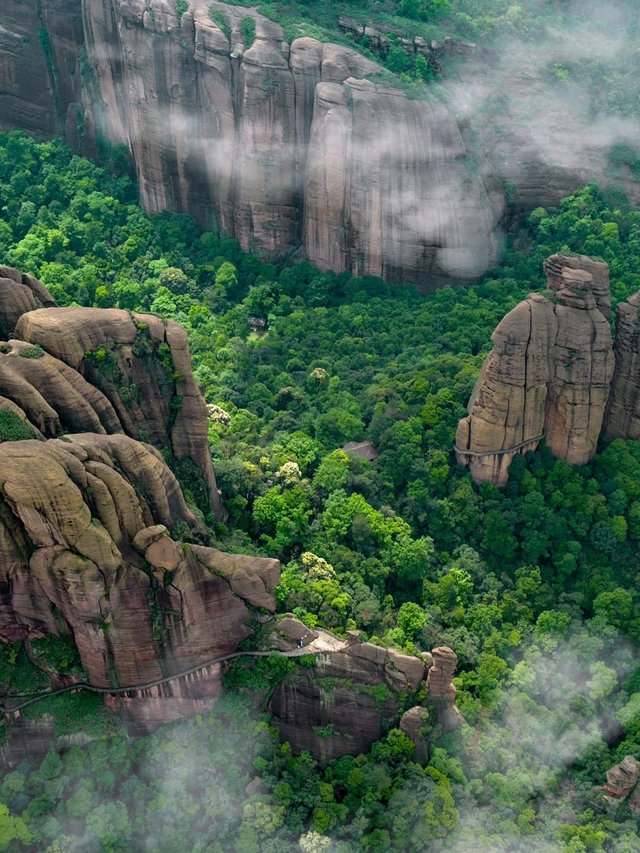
456,253,640,485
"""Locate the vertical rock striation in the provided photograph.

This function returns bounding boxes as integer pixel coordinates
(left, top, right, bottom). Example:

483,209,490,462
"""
14,306,224,520
0,435,279,729
604,293,640,442
0,265,279,728
0,0,502,289
456,254,614,485
544,267,614,464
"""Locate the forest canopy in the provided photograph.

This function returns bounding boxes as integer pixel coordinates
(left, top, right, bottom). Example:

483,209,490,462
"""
0,131,639,850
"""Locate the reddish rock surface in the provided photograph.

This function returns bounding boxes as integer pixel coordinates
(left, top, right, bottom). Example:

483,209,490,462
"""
270,643,459,763
456,254,614,485
14,305,224,520
0,268,278,727
604,293,640,442
0,267,56,340
594,756,640,814
0,435,279,726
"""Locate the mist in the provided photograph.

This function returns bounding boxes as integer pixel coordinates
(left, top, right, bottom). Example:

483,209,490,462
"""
444,0,640,194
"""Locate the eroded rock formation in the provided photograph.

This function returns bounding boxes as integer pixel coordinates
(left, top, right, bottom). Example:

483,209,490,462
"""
270,642,459,763
593,756,640,815
0,435,279,729
0,265,279,728
11,304,223,520
603,293,640,442
0,265,57,340
0,0,503,290
456,254,615,485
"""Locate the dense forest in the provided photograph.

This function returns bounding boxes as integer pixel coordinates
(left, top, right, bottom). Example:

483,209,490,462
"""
0,129,639,851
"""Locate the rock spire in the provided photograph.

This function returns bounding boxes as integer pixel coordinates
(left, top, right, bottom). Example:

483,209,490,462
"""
456,254,615,485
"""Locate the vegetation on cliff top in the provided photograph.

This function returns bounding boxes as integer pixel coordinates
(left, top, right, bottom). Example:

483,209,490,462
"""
215,0,640,118
1,132,640,849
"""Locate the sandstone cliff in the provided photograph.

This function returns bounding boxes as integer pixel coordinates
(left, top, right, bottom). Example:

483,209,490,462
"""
270,641,459,764
0,435,279,728
1,289,223,520
603,293,640,442
456,254,614,485
0,0,503,290
0,265,280,727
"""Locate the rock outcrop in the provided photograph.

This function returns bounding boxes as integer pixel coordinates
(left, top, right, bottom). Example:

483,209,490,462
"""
0,266,57,340
603,293,640,442
11,305,224,520
0,435,279,729
593,756,640,814
0,0,503,290
0,264,279,728
270,642,459,763
456,254,615,485
337,16,477,75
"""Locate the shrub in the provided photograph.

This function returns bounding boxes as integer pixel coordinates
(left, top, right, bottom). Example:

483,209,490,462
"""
0,410,39,441
240,16,256,47
209,8,231,41
17,344,45,358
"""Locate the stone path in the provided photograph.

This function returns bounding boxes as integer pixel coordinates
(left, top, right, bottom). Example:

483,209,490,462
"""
0,631,348,715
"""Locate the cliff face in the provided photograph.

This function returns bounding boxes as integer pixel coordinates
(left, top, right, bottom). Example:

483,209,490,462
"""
456,254,615,485
269,642,459,764
0,265,279,728
9,301,224,521
0,0,503,290
0,435,279,728
603,293,640,442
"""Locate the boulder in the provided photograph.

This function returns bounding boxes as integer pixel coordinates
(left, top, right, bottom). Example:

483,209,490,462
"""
0,269,56,340
605,755,640,799
269,616,318,652
399,706,431,762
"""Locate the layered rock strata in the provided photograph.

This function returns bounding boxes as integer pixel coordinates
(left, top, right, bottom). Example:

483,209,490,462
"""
594,756,640,814
0,264,278,727
0,434,279,728
456,254,615,485
269,642,459,763
0,265,57,340
13,305,224,520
